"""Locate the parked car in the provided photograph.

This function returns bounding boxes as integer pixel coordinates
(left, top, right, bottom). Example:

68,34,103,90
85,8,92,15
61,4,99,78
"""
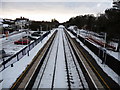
22,36,37,40
14,39,30,45
31,31,41,37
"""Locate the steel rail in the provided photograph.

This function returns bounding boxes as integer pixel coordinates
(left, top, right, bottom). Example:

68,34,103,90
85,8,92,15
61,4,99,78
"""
65,30,107,89
63,30,85,89
10,30,57,89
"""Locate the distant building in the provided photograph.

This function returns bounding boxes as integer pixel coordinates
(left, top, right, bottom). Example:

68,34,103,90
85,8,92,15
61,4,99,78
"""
15,17,29,30
3,19,14,24
3,18,15,33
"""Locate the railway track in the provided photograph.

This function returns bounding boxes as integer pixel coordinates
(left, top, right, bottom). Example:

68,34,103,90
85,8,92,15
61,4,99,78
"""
66,30,120,89
62,31,89,89
11,28,107,89
32,29,60,88
10,30,58,89
65,30,104,89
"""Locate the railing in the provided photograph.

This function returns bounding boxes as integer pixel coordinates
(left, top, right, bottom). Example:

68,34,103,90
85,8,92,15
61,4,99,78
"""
0,31,50,72
68,29,120,76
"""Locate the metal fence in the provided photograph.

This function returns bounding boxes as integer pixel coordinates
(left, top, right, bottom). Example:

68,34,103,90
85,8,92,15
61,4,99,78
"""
0,31,50,72
68,29,120,76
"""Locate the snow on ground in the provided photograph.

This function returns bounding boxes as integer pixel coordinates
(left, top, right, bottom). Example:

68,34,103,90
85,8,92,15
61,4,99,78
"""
66,29,76,38
67,30,120,85
63,30,88,88
34,28,88,88
0,30,49,64
38,30,59,88
34,28,68,88
53,29,68,88
80,33,120,61
0,32,27,64
0,29,55,89
107,50,120,61
70,28,120,61
33,27,88,88
1,32,26,53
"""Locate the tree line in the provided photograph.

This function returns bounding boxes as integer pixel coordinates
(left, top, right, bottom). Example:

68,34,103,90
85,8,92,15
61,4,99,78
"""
29,19,59,31
63,1,120,52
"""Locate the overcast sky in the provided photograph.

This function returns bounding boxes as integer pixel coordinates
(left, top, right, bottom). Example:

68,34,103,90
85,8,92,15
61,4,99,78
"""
0,0,113,23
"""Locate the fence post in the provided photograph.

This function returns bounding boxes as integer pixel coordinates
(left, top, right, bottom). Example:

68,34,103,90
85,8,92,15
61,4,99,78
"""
22,50,24,55
41,36,43,43
101,50,104,64
3,57,4,62
11,64,13,67
17,54,19,61
98,47,101,62
33,42,34,47
2,58,5,69
29,44,30,51
27,50,29,56
102,49,106,64
104,50,107,65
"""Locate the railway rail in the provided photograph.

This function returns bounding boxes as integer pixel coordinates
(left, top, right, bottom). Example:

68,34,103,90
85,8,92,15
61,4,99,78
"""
10,28,111,89
10,30,58,89
66,30,120,89
63,31,90,89
65,30,104,89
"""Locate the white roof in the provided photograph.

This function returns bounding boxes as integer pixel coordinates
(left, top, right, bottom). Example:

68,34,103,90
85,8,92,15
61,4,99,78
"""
0,18,3,22
0,18,3,24
3,24,9,27
68,26,77,30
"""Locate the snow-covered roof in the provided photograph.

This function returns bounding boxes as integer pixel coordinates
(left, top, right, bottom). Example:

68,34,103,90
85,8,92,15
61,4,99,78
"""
0,18,3,24
0,18,3,22
3,24,9,27
68,26,77,30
